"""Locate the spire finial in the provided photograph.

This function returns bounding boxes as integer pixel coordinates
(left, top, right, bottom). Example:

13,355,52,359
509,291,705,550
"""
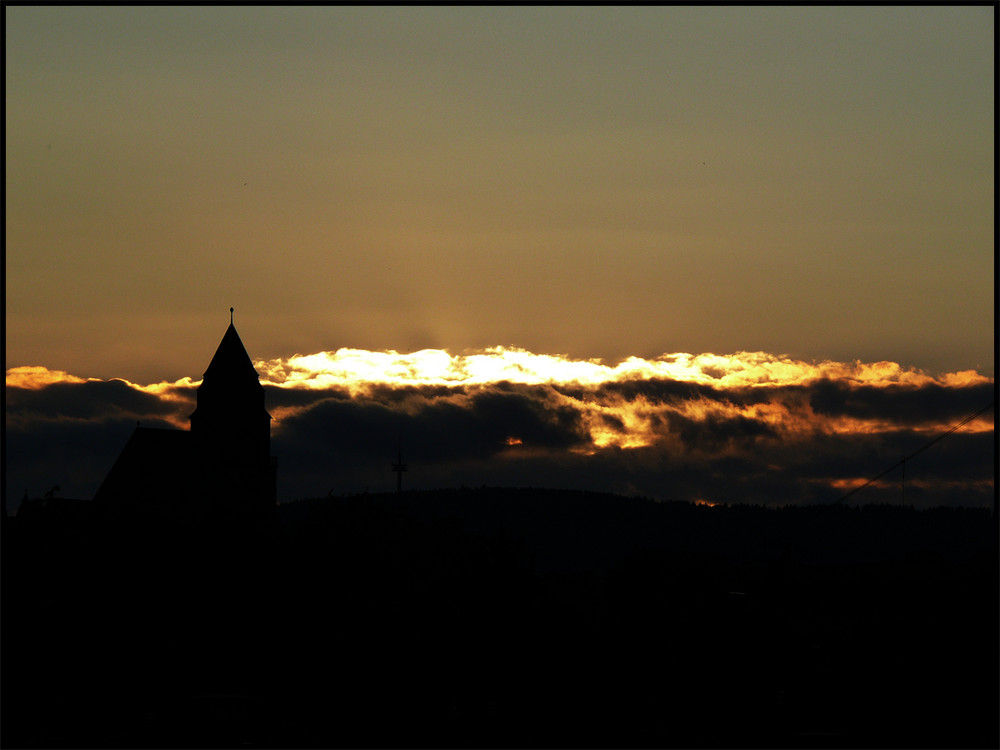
230,307,234,325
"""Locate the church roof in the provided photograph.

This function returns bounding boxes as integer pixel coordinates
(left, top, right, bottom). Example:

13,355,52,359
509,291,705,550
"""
203,320,260,383
93,426,193,505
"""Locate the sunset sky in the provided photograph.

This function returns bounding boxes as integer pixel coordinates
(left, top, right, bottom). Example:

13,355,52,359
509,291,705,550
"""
5,7,995,510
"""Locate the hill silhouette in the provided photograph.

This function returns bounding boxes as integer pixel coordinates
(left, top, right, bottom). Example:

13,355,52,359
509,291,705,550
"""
3,486,996,748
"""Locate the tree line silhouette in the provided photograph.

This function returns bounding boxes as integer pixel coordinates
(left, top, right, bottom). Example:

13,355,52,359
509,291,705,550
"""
3,486,996,749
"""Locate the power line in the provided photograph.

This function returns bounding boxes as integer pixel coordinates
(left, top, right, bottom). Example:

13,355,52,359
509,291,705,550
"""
834,400,994,504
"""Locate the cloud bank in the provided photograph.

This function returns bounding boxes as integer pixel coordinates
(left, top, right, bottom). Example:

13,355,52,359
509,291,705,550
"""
5,349,994,512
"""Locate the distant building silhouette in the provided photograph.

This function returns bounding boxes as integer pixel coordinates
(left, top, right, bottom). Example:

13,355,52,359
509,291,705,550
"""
94,313,277,528
16,489,94,527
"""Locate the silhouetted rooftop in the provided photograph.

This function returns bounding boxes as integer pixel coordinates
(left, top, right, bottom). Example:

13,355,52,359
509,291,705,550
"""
93,426,194,505
203,323,260,383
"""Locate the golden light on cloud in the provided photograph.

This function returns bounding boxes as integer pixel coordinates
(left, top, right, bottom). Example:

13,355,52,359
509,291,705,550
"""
4,366,202,397
253,348,992,392
6,346,994,509
114,376,202,399
253,346,996,454
5,366,90,390
8,349,993,459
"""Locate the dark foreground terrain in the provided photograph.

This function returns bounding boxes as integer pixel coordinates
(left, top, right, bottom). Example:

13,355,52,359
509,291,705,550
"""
3,488,997,748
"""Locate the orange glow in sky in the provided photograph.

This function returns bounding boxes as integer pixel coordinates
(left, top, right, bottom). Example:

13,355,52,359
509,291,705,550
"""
8,348,992,456
4,7,993,510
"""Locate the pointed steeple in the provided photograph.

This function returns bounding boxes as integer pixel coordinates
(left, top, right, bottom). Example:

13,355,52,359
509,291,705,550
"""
190,310,272,466
202,315,260,383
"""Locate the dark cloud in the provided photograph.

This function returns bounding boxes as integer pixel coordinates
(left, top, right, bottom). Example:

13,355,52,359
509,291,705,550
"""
363,382,469,405
595,378,713,405
468,388,589,449
6,374,994,511
808,379,994,425
661,411,778,452
6,381,187,423
263,383,350,411
273,385,588,468
596,377,995,427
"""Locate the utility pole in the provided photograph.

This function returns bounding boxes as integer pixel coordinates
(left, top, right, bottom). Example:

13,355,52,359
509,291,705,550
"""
392,443,407,493
901,456,906,506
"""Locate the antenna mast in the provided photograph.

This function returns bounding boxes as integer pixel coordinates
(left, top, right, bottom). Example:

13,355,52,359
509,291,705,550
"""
392,443,408,493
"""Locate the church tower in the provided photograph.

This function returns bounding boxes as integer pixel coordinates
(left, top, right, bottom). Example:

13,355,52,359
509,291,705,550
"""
95,310,276,529
189,309,276,511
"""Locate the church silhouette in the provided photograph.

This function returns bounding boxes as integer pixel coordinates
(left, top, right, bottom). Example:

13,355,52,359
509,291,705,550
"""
94,310,276,529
